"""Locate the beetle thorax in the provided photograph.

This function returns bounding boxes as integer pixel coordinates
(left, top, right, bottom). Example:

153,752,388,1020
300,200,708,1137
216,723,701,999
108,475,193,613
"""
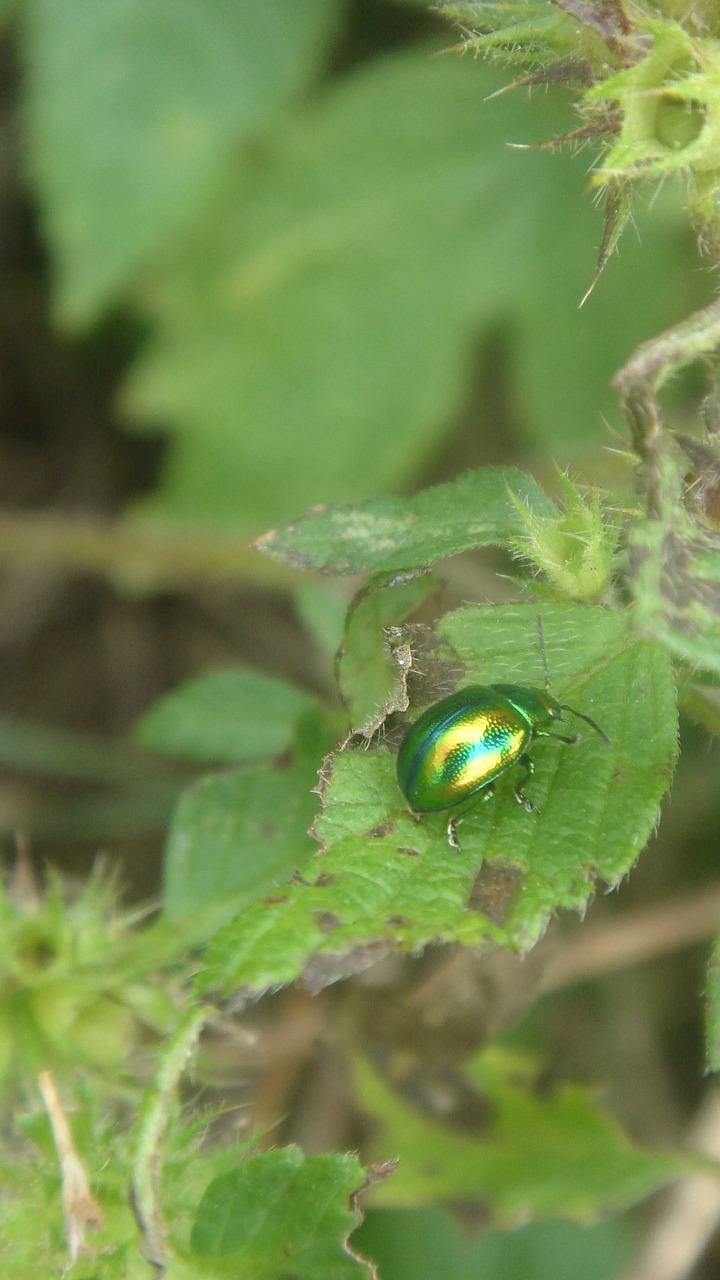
489,684,564,732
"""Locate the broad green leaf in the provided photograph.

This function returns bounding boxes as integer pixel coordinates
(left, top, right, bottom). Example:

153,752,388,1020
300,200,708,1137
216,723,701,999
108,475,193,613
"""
353,1048,695,1220
197,605,677,998
354,1209,631,1280
123,51,706,529
254,469,554,574
190,1147,375,1279
134,666,316,764
337,571,438,734
24,0,341,325
163,747,321,923
707,934,720,1073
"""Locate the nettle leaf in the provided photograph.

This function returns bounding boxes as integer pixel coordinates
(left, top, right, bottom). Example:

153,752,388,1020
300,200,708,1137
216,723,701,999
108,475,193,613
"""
122,50,704,529
198,605,677,999
433,605,678,940
134,666,317,765
190,1147,376,1279
23,0,341,325
354,1048,695,1221
254,468,554,574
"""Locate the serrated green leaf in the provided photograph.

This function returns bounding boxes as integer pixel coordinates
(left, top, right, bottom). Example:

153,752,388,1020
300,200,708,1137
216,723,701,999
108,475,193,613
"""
24,0,341,325
707,934,720,1073
432,604,678,941
190,1147,374,1279
135,666,317,765
255,469,554,574
122,50,706,529
354,1048,694,1220
197,605,677,999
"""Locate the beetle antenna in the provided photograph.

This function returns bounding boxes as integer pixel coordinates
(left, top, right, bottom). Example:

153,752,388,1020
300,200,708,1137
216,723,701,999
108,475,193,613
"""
560,703,611,745
536,614,551,691
537,613,610,744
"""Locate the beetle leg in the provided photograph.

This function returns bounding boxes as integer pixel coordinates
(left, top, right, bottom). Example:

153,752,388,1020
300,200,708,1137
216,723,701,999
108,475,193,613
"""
446,785,494,850
447,815,462,851
513,757,537,812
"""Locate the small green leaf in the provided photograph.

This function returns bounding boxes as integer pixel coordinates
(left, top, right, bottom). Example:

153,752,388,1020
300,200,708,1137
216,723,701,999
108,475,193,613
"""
338,571,438,734
354,1047,696,1220
197,605,678,999
24,0,341,324
254,469,554,574
190,1147,375,1278
135,667,316,764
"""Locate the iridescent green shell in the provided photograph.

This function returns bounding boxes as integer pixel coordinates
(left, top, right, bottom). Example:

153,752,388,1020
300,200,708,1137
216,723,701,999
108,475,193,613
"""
396,684,562,814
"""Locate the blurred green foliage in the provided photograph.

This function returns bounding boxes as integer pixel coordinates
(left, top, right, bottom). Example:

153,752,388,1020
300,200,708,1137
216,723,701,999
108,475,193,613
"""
10,1,707,530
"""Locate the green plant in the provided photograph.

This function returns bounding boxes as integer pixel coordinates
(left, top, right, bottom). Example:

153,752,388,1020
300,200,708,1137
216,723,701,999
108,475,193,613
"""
4,2,720,1278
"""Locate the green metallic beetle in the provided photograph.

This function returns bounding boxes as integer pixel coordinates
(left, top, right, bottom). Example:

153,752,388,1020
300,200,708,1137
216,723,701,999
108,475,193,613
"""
396,631,609,849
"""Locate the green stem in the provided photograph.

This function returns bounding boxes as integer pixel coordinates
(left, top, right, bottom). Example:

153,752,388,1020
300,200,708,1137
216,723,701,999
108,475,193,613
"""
613,297,720,513
0,513,292,588
130,1004,208,1272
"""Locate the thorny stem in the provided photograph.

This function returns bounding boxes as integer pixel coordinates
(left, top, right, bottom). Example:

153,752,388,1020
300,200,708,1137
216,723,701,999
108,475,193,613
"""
0,511,290,588
612,298,720,515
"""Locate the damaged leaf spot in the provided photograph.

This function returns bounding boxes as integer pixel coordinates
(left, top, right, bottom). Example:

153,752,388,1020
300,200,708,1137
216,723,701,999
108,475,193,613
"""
315,911,342,933
468,863,524,925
